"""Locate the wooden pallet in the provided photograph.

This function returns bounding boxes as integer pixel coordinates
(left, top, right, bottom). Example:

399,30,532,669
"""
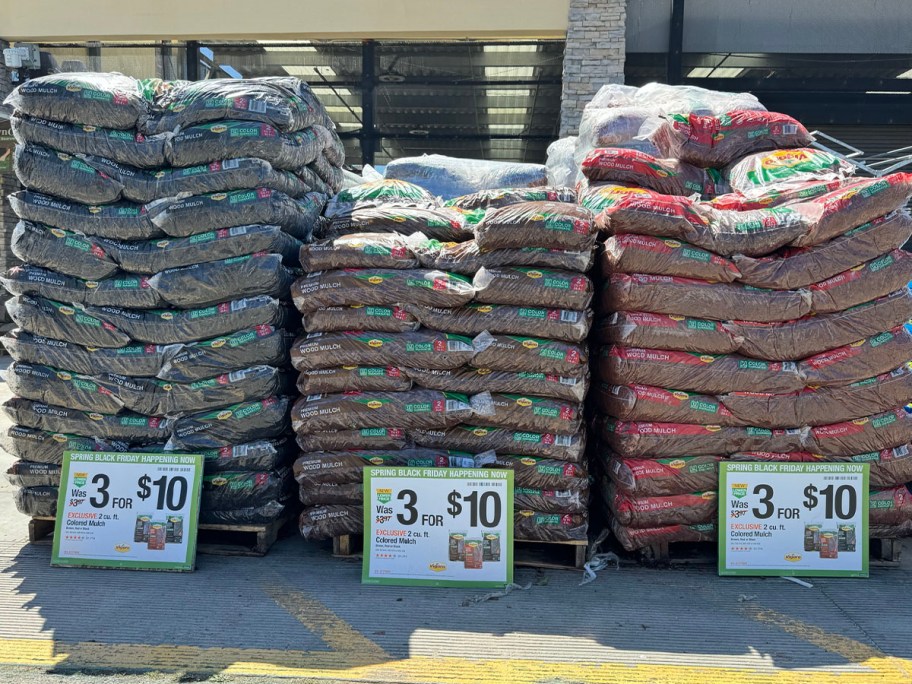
637,538,903,568
332,534,587,570
29,515,292,557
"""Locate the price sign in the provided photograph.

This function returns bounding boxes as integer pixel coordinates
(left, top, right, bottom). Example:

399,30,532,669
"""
719,462,869,578
362,467,513,587
52,451,203,572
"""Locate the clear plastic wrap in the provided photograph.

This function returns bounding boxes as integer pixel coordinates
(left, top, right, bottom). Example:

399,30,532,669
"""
545,138,579,188
384,154,547,199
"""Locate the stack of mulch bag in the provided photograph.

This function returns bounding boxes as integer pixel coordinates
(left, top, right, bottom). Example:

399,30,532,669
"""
2,72,345,527
294,180,597,544
558,83,912,552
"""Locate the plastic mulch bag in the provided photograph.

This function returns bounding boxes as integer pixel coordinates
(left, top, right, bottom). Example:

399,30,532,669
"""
300,233,421,271
12,221,119,281
580,148,726,198
473,267,592,310
168,121,322,170
322,205,472,242
169,396,291,450
199,438,295,473
405,302,591,343
0,425,150,465
6,362,126,414
300,306,420,334
474,201,595,253
1,265,165,309
15,144,125,205
445,187,577,211
416,239,593,277
724,148,855,196
3,397,172,441
8,191,162,240
7,295,132,348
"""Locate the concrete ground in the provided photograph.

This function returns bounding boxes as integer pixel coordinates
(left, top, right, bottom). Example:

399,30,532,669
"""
0,366,911,684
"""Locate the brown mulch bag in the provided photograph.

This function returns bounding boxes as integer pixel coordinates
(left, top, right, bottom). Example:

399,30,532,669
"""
446,187,577,210
596,311,742,354
596,383,747,426
607,455,722,498
291,390,478,434
810,249,912,313
475,201,595,252
295,427,410,452
791,173,912,247
490,455,588,491
600,418,810,458
299,505,363,540
514,510,588,542
606,483,717,529
831,446,912,489
721,364,912,428
611,518,716,552
601,234,740,282
472,393,582,436
734,211,912,290
811,408,912,457
733,287,912,361
870,523,912,538
291,330,477,372
294,449,495,486
292,269,475,312
581,148,723,197
406,303,591,343
300,483,363,507
299,233,421,271
322,205,472,242
411,425,586,462
604,273,812,323
297,367,412,394
473,267,593,310
418,239,594,277
405,366,588,404
514,488,588,514
300,306,420,334
868,485,912,525
600,346,805,394
471,333,587,378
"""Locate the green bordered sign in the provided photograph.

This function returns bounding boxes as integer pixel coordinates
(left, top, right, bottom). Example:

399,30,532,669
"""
363,467,513,588
52,451,203,572
719,461,869,578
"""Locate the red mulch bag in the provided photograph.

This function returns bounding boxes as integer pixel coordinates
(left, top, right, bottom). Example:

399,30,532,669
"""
579,184,707,236
596,311,742,354
606,484,717,528
596,383,746,426
581,148,726,198
611,518,716,552
708,178,844,212
800,325,912,387
475,201,595,252
606,455,722,497
868,485,912,525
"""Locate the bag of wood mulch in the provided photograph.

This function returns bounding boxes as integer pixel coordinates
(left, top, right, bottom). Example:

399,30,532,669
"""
201,469,294,511
291,390,480,434
14,486,59,517
606,484,717,529
200,438,296,474
12,221,119,281
868,485,912,526
471,393,582,436
809,250,912,314
725,148,854,197
514,510,588,542
581,148,724,198
0,425,143,465
733,287,912,361
406,366,588,404
832,447,912,489
1,265,164,310
147,188,324,241
799,325,912,387
299,505,363,540
300,305,420,334
7,191,162,241
446,187,577,211
475,201,595,253
605,273,812,323
607,455,722,498
597,383,746,426
199,500,287,525
473,267,592,310
323,205,472,242
291,330,477,372
411,424,586,462
406,303,591,343
600,418,810,458
299,483,363,507
734,211,912,290
596,311,742,354
14,144,125,205
601,234,740,282
811,408,912,457
611,519,716,552
2,397,172,441
471,333,587,378
300,233,421,271
580,184,705,236
295,427,410,453
600,346,804,394
293,449,494,487
298,365,411,394
292,269,474,313
168,396,291,450
490,455,588,491
6,460,62,488
6,362,125,414
514,488,588,514
168,121,321,170
7,295,132,349
329,179,435,215
416,239,594,277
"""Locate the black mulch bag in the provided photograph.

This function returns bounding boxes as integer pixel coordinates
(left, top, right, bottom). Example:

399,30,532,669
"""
201,468,294,511
1,265,165,309
11,114,169,168
157,325,292,383
146,188,324,240
310,154,344,194
86,296,288,345
169,396,291,450
6,461,62,488
146,77,323,134
168,121,322,170
199,437,296,474
316,124,346,166
84,155,313,204
198,500,287,525
295,165,332,195
12,221,119,281
323,205,472,242
2,329,173,377
7,191,162,241
158,366,293,415
0,425,144,465
98,224,301,274
7,295,132,348
148,253,295,309
14,486,59,517
6,362,126,414
14,145,125,205
2,397,173,441
5,72,149,129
